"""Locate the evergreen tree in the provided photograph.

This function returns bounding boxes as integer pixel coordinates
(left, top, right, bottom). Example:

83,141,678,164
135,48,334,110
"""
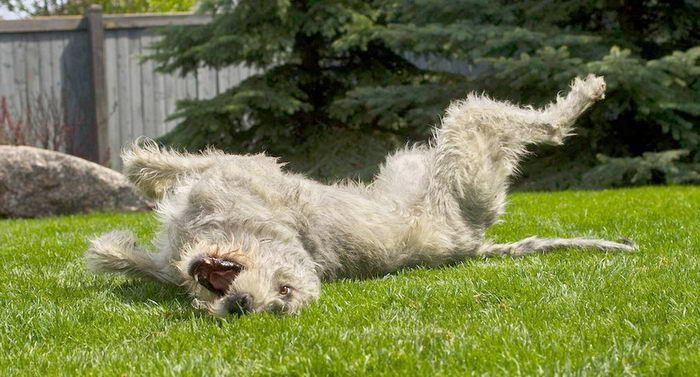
150,0,700,185
149,0,443,179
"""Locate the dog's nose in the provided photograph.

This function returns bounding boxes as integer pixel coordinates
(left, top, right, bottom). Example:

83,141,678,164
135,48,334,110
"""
223,293,252,315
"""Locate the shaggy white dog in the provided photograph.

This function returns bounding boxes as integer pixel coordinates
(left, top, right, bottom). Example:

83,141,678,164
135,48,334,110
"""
85,75,636,316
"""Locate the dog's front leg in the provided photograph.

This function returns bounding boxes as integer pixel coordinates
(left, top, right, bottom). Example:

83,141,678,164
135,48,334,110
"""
85,230,182,285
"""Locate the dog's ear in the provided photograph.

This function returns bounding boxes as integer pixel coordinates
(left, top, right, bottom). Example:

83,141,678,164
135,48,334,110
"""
121,138,224,199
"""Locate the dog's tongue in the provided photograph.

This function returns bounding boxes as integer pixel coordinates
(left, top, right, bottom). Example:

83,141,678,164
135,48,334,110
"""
208,269,238,292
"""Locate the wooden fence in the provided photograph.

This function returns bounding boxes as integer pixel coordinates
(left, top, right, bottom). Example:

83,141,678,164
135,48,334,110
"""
0,6,258,169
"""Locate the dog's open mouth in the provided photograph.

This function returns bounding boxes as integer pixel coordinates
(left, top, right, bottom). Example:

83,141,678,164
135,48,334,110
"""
189,257,243,296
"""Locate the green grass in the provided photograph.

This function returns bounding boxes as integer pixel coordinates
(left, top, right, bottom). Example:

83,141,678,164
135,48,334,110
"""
1,186,699,376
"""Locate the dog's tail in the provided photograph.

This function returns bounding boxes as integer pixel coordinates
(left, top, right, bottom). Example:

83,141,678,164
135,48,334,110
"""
85,230,181,284
477,236,637,257
122,138,225,199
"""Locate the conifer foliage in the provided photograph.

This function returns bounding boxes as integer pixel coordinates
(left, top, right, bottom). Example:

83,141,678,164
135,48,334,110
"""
149,0,700,184
148,0,435,166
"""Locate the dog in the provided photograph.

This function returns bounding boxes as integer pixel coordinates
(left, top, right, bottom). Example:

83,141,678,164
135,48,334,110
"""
85,75,636,316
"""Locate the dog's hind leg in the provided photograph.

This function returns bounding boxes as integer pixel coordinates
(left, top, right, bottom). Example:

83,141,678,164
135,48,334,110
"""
427,75,607,235
85,230,182,285
370,146,432,207
478,236,637,257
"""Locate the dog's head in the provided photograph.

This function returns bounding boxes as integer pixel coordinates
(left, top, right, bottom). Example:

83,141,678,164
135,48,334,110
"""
176,237,320,316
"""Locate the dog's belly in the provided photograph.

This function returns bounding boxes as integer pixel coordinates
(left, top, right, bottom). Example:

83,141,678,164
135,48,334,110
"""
296,189,472,280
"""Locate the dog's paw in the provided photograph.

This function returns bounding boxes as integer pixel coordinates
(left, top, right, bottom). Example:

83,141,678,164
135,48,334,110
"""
85,230,139,273
572,74,606,100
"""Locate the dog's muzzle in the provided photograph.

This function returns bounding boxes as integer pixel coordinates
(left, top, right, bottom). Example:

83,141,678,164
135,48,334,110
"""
222,293,252,315
189,256,244,296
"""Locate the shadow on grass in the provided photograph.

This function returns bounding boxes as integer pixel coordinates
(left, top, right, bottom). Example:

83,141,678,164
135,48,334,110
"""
114,281,217,320
77,258,497,322
78,279,213,319
109,280,189,304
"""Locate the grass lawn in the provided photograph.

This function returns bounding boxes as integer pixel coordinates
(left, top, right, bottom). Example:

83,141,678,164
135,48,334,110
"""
1,186,698,376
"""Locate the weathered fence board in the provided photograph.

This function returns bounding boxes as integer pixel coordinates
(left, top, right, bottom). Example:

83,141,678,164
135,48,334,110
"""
0,9,259,169
0,30,94,156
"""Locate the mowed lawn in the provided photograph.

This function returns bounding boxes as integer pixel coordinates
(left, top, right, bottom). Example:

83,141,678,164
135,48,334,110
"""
0,186,698,376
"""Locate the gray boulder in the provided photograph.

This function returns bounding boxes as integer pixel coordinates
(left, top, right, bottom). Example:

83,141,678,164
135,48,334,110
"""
0,146,150,218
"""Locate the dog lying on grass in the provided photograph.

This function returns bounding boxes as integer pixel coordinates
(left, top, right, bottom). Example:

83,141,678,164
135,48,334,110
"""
85,75,636,316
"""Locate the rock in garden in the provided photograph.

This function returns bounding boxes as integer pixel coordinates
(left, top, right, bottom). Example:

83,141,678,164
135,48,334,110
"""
0,146,149,218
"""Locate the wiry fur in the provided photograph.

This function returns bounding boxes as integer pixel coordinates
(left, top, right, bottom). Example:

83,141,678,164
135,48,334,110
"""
86,75,637,316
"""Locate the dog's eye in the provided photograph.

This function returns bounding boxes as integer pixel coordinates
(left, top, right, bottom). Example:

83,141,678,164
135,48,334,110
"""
278,285,292,296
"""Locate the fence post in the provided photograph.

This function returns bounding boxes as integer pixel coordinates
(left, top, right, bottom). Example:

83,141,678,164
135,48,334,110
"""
86,4,110,166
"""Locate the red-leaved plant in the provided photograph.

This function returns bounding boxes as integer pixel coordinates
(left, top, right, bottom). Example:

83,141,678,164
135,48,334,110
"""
0,95,76,153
